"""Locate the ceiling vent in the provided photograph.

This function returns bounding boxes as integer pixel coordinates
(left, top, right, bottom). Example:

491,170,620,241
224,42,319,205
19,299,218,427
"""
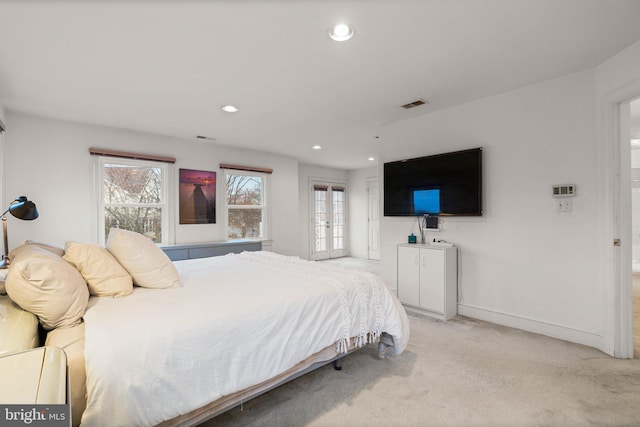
401,99,427,109
196,135,216,141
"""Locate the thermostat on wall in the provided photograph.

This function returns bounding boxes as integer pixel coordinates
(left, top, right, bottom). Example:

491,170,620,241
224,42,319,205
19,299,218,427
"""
552,184,576,198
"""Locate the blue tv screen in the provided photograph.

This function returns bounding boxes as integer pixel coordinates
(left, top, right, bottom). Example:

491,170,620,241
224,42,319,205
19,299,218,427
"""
413,189,440,215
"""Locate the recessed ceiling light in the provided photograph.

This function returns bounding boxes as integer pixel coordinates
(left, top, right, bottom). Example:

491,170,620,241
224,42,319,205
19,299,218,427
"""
312,145,322,150
368,157,375,161
221,105,238,113
328,23,354,42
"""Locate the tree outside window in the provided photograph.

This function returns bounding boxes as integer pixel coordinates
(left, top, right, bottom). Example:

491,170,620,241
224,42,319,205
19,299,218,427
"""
100,158,169,244
226,172,267,239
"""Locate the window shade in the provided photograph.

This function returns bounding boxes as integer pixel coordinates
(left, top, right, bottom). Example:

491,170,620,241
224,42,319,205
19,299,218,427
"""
314,185,329,191
219,163,273,174
89,148,176,164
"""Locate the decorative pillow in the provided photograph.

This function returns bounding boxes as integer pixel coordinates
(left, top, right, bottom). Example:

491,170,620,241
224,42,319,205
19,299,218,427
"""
63,241,133,297
25,240,66,256
9,240,65,260
5,245,89,330
106,228,181,289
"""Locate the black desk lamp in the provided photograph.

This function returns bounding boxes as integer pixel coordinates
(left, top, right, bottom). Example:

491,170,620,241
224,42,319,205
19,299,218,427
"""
0,196,39,269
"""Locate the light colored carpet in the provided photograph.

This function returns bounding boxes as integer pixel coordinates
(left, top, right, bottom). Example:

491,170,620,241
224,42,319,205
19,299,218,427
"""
634,274,640,358
201,312,640,427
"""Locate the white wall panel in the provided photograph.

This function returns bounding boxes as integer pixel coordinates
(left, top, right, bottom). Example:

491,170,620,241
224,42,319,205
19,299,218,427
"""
3,112,299,255
379,69,601,346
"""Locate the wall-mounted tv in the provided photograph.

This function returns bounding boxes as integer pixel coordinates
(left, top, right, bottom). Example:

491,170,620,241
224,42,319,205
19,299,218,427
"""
383,147,482,216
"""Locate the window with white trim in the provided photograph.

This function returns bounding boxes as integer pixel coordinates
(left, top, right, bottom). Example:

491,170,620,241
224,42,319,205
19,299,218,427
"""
224,170,268,239
97,156,171,245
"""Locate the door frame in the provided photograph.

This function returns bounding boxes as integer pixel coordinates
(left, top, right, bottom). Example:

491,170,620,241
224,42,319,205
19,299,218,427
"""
367,177,380,260
601,81,640,358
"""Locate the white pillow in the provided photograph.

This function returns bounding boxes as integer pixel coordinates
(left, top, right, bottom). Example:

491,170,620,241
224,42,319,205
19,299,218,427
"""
106,228,181,289
63,241,133,297
5,245,89,330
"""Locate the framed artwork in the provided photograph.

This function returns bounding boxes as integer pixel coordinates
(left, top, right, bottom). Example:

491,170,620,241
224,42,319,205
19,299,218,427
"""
179,169,216,224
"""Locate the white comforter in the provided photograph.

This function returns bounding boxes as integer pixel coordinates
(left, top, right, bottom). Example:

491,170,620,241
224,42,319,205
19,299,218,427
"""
81,251,409,426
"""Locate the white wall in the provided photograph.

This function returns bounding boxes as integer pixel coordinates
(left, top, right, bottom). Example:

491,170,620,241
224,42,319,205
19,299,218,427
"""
378,69,602,348
3,111,300,256
347,166,377,259
297,164,348,259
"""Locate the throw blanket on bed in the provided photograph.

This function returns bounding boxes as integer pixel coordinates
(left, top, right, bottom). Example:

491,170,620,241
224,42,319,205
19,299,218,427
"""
81,251,409,427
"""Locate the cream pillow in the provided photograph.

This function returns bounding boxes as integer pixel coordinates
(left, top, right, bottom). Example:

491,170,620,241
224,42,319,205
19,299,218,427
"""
6,245,89,330
9,240,65,260
63,241,133,297
106,228,181,289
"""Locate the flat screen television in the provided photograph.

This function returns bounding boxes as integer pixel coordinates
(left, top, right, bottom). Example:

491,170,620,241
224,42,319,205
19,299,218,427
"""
383,147,482,216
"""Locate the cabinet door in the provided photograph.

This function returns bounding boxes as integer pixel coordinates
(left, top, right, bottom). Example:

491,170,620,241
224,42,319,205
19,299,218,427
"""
419,249,445,313
397,246,420,307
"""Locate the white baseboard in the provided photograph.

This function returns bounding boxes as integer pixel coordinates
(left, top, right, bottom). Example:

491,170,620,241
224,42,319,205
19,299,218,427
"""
348,251,368,259
457,303,604,352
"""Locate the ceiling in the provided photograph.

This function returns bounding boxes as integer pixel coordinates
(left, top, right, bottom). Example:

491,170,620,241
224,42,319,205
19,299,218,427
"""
1,0,640,169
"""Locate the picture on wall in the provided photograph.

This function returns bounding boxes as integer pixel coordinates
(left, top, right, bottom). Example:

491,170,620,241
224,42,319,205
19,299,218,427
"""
179,169,216,224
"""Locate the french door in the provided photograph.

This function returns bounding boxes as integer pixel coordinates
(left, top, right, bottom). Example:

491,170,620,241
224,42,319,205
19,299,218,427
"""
310,181,347,260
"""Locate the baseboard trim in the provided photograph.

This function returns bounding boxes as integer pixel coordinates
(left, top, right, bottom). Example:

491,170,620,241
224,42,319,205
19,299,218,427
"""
348,251,368,259
457,304,603,351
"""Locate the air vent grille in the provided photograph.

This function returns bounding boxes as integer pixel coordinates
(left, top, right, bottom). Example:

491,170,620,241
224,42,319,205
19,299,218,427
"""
401,99,427,109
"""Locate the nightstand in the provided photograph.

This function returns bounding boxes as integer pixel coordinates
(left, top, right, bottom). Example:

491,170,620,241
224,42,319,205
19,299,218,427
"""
0,346,68,404
0,294,39,355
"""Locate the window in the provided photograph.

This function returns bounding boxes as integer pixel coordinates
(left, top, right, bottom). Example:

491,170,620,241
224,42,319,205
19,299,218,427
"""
97,156,171,245
225,170,268,239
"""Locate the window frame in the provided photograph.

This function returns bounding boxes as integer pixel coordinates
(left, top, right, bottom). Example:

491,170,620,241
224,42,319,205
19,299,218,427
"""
223,169,270,240
94,155,174,245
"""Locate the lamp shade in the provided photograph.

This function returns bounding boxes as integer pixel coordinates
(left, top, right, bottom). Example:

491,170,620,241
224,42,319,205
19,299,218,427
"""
8,196,38,220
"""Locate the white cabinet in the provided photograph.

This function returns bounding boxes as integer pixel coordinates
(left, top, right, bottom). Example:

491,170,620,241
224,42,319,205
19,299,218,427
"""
397,244,457,321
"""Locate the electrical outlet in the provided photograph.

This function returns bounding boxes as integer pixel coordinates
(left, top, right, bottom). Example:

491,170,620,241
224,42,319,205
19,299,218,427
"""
557,199,572,212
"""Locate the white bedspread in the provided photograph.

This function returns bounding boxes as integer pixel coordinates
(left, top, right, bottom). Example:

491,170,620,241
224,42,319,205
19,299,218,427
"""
81,251,409,427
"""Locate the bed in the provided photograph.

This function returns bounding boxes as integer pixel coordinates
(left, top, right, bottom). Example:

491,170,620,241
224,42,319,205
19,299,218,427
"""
4,229,410,427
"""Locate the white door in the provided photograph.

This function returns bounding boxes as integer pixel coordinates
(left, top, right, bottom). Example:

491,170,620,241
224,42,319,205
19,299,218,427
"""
368,179,381,260
419,248,445,313
397,245,420,306
311,181,348,260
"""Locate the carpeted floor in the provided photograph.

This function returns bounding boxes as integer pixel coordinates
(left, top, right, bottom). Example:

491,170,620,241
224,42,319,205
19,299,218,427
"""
202,310,640,427
634,274,640,358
